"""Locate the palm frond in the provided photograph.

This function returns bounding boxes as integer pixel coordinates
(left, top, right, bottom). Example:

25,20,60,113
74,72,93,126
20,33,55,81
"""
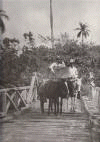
83,31,89,38
0,10,5,13
79,22,88,31
86,31,89,36
74,28,81,30
0,13,9,20
86,29,90,32
83,24,88,28
77,31,82,38
79,22,83,28
82,31,87,38
0,17,5,33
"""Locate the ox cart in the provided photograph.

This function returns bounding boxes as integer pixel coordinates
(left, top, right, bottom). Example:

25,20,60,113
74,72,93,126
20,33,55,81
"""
38,65,81,115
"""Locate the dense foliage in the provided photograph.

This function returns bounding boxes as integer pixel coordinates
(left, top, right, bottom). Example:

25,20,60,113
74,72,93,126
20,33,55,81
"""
0,33,100,88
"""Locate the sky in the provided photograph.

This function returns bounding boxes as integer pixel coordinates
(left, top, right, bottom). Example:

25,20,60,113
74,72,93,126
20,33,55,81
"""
2,0,100,46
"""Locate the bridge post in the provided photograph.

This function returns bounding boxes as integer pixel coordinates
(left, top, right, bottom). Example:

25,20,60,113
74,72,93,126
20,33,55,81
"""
27,72,38,103
0,91,6,117
3,91,6,115
34,72,38,101
32,72,38,101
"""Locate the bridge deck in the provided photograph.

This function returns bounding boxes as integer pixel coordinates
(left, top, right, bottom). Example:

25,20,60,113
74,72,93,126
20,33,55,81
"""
0,98,99,142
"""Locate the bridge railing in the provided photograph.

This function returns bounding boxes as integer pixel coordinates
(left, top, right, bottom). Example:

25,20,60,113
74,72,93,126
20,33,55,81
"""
0,86,30,115
87,83,100,113
0,73,38,116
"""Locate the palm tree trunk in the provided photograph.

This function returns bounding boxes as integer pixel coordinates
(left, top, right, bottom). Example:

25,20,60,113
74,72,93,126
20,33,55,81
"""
82,34,83,46
0,0,3,47
50,0,54,48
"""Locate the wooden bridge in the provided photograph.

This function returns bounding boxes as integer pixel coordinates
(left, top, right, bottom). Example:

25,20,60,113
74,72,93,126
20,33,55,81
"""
0,96,100,142
0,73,100,142
0,73,100,116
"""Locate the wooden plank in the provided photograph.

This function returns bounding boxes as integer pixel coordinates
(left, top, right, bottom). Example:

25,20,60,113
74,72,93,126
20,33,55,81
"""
18,98,21,107
17,90,26,106
20,89,28,103
26,89,29,101
32,86,38,101
28,76,35,103
6,93,19,111
6,92,16,113
0,86,30,93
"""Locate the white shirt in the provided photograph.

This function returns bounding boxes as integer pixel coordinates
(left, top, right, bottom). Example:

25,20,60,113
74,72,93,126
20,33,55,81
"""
49,62,66,73
49,62,57,73
69,66,78,78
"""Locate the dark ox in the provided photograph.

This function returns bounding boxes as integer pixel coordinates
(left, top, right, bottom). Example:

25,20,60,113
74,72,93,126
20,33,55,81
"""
38,79,69,115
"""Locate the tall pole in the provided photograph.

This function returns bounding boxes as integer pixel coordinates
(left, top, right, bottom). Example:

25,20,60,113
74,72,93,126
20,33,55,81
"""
50,0,54,48
0,0,3,45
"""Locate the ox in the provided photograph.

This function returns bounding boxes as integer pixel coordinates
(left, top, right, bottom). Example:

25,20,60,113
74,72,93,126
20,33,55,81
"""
38,77,81,114
38,79,68,115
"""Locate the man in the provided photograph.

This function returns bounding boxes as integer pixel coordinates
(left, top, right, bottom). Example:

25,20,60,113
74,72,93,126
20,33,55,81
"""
49,60,66,74
68,59,78,79
68,58,81,99
49,62,58,74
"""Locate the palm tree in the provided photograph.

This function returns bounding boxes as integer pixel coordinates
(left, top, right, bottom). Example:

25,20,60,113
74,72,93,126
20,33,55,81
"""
0,10,9,34
75,22,90,46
